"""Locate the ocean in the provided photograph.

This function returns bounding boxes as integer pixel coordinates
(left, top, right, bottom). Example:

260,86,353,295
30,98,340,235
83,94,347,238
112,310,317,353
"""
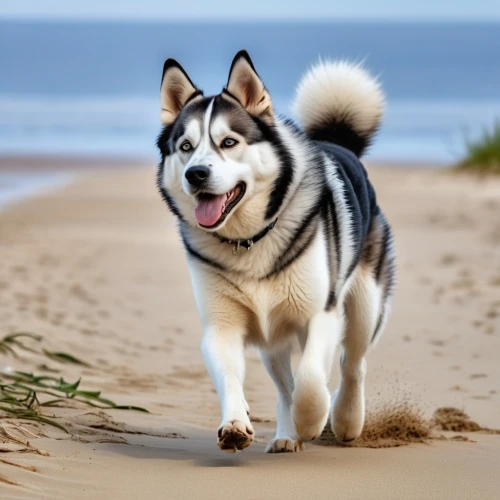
1,20,499,163
0,171,73,210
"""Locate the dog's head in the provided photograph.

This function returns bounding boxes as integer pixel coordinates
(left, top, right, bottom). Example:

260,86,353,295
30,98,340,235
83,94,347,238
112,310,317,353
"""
157,51,287,238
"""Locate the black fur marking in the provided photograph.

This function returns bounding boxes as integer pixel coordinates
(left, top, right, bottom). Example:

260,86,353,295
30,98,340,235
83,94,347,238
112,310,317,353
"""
329,192,341,286
323,192,338,310
221,87,241,105
385,263,396,300
375,222,391,282
156,124,174,157
370,215,395,344
326,290,336,311
211,95,264,146
307,120,378,158
249,117,295,220
372,250,395,345
263,200,322,279
156,97,212,158
343,192,363,283
359,217,377,267
371,302,386,343
156,160,183,220
214,272,246,295
264,226,319,280
185,89,204,105
181,233,225,271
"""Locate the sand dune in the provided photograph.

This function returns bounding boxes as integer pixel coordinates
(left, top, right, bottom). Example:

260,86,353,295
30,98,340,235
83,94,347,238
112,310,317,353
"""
0,164,499,499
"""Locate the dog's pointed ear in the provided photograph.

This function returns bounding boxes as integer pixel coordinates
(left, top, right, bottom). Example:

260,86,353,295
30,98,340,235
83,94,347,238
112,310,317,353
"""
160,59,202,124
225,50,273,121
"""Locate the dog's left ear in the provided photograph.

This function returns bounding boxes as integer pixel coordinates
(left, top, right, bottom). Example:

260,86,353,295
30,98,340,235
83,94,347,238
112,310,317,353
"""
225,50,273,121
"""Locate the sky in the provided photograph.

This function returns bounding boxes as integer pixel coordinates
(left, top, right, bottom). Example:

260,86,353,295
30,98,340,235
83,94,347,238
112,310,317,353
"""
1,0,500,21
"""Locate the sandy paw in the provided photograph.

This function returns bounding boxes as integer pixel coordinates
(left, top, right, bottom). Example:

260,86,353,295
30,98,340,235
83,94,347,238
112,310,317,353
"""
217,420,254,453
265,438,304,453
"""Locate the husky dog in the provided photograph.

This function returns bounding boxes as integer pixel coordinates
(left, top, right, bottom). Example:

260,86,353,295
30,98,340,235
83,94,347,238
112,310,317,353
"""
156,51,395,453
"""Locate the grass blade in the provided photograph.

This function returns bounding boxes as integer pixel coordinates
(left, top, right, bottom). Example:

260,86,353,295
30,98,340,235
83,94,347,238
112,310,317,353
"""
42,349,90,367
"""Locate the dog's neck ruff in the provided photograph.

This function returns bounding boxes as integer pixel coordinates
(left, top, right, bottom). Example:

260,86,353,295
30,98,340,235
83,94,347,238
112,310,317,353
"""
214,218,278,256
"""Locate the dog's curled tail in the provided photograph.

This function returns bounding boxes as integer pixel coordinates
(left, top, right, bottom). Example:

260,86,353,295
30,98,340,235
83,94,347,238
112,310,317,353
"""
293,60,385,157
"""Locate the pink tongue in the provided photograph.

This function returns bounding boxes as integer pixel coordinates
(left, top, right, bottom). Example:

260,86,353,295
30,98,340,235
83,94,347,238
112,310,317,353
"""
194,194,227,226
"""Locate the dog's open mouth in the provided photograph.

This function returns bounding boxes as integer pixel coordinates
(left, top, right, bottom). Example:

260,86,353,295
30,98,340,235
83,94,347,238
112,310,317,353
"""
194,182,246,229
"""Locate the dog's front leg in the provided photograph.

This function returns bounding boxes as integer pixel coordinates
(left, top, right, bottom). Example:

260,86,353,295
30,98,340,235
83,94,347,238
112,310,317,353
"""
261,347,304,453
201,326,254,452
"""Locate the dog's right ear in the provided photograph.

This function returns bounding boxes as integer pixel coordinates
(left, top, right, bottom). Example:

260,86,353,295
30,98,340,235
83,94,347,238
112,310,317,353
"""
160,59,202,124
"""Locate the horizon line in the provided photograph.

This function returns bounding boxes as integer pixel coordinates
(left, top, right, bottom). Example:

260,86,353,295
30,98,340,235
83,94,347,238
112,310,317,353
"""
1,16,500,23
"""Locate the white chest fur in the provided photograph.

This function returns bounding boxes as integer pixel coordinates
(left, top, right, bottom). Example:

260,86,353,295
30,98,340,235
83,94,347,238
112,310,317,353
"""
189,228,330,347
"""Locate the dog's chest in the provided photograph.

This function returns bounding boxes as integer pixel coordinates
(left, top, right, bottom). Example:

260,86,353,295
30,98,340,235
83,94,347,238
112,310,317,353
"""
240,236,329,346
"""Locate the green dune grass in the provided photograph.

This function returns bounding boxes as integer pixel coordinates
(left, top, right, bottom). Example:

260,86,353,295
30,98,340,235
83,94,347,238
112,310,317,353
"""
457,122,500,174
0,333,148,432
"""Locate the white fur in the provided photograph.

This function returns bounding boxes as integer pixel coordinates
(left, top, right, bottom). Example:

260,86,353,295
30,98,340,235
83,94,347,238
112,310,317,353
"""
293,309,342,441
331,267,380,440
260,347,301,452
293,60,385,138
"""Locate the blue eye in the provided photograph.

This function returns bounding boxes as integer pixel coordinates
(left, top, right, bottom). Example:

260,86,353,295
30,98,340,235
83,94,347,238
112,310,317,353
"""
180,140,193,152
221,138,238,148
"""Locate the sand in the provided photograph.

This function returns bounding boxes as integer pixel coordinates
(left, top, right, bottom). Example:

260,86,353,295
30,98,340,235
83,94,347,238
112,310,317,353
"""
0,162,499,499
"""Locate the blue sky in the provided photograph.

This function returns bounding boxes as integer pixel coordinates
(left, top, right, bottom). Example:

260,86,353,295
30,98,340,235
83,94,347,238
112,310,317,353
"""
1,0,500,21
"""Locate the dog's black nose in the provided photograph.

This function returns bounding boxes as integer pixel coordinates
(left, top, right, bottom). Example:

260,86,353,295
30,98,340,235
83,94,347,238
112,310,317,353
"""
185,165,210,187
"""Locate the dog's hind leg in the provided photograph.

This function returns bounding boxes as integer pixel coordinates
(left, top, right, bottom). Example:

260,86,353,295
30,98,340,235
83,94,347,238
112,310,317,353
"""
293,310,343,441
331,266,381,441
261,347,304,453
201,326,254,453
331,213,395,441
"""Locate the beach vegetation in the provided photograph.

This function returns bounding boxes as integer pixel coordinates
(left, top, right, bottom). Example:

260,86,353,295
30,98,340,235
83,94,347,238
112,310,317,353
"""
457,122,500,174
0,332,148,433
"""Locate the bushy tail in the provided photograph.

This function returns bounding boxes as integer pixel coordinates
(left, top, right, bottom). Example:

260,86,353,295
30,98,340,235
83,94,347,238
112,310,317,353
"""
293,60,385,157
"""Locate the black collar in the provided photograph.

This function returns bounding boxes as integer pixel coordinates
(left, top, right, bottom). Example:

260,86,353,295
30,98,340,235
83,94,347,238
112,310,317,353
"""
214,218,278,255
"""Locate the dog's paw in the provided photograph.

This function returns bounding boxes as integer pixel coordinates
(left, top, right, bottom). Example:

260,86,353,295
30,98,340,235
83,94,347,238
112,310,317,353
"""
217,420,254,453
330,386,365,442
294,418,328,442
293,382,330,441
265,438,304,453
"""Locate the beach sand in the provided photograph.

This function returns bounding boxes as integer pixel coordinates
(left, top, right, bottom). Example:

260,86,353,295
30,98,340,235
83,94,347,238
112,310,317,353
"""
0,163,499,499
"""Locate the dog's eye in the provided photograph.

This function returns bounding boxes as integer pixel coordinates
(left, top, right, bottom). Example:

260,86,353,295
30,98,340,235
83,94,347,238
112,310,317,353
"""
180,140,193,152
221,138,238,148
